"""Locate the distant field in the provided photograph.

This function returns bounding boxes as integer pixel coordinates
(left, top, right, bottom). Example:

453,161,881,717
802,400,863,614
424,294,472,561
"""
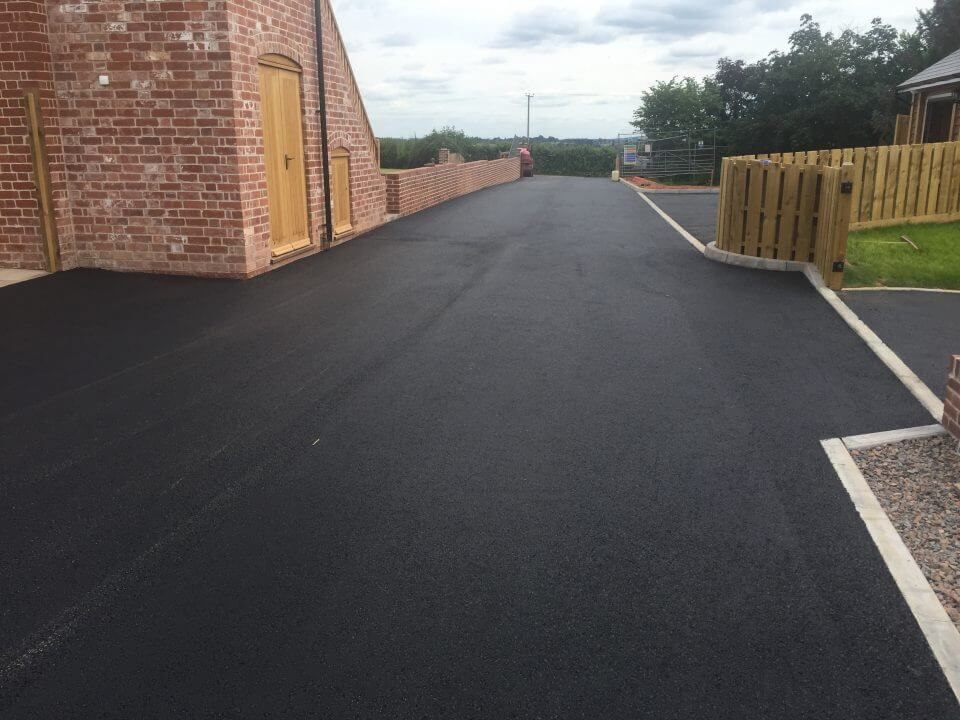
845,222,960,289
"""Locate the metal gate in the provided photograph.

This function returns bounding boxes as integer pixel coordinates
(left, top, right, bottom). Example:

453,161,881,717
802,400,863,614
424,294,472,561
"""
618,132,721,184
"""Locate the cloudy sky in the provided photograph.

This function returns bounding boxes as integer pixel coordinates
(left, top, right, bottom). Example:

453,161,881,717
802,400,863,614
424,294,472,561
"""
335,0,921,139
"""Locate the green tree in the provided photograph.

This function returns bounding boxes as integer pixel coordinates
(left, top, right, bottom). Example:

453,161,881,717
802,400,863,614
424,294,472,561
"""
917,0,960,63
631,12,933,157
631,77,723,135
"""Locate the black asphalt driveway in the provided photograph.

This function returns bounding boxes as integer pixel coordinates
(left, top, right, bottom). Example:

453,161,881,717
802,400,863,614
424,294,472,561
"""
842,290,960,400
640,190,719,245
1,177,955,718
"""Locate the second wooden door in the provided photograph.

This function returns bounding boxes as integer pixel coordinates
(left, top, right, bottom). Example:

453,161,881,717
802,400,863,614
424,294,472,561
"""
331,149,352,237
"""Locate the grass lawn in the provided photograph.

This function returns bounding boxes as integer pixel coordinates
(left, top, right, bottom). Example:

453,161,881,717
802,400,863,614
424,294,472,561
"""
844,222,960,289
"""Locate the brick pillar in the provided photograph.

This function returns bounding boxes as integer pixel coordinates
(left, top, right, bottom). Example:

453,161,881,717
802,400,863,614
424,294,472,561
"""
438,148,449,165
944,356,960,442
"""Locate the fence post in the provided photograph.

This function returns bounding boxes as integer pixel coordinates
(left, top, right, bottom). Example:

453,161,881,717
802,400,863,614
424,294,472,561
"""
822,163,856,290
715,158,732,249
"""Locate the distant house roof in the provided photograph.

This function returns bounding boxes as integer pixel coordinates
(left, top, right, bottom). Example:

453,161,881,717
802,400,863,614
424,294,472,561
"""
899,48,960,91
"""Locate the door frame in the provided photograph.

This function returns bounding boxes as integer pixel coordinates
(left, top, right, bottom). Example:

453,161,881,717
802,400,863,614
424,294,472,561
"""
922,93,955,143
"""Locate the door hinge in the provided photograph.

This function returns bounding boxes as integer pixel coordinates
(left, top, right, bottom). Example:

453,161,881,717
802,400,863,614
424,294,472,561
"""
840,181,853,194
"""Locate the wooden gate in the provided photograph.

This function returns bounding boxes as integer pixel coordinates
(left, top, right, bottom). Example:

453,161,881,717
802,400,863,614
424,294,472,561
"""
716,158,855,290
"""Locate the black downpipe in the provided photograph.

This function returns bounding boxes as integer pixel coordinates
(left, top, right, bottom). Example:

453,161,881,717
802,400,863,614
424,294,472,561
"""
313,0,334,248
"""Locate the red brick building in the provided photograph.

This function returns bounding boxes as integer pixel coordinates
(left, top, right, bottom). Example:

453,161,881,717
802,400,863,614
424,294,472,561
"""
899,47,960,145
1,0,387,277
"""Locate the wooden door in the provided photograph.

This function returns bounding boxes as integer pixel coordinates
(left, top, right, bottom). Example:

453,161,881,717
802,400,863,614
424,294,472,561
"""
259,56,310,256
924,100,954,144
331,150,352,236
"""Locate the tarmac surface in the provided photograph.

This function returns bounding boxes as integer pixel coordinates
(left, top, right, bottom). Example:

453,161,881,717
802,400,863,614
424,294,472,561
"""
0,176,955,718
842,289,960,399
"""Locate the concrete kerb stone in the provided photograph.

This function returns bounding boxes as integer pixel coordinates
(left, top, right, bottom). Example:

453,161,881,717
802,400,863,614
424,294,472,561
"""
636,188,720,195
703,241,810,273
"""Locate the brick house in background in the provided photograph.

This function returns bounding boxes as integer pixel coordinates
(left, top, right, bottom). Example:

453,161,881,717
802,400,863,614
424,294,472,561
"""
899,47,960,145
1,0,386,278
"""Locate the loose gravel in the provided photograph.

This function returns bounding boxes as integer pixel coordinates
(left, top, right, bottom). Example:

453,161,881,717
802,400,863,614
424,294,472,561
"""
852,435,960,626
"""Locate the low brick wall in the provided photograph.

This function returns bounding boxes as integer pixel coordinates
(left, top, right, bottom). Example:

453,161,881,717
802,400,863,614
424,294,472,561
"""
383,157,521,217
945,356,960,442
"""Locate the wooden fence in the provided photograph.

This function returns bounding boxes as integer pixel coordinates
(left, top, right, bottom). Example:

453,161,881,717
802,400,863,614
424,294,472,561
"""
735,140,960,230
715,158,855,289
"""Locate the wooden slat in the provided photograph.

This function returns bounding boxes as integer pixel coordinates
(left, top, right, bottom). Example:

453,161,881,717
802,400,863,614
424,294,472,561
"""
872,145,889,220
903,145,931,217
778,163,800,260
937,143,955,214
743,161,765,256
794,165,819,263
893,145,920,217
859,147,877,223
850,147,865,223
884,145,902,220
927,143,944,216
909,144,936,216
947,143,960,213
729,160,749,253
760,162,781,259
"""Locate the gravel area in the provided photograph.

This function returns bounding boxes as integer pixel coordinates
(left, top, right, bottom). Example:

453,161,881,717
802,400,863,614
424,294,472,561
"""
853,435,960,625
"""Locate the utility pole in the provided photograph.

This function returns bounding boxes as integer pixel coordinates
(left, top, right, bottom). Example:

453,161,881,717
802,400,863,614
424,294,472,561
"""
525,93,534,146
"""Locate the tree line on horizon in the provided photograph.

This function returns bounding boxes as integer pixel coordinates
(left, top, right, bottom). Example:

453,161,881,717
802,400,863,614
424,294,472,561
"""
632,0,960,156
378,128,617,177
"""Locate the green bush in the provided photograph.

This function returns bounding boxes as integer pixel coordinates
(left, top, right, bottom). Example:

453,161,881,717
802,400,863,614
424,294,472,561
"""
379,128,511,169
530,144,617,177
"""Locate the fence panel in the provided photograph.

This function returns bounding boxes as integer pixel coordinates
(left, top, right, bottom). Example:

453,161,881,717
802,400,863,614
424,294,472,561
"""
734,140,960,229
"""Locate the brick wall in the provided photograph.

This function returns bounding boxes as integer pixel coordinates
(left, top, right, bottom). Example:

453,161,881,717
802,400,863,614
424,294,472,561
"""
46,0,248,277
2,0,384,278
384,157,521,217
0,0,70,270
228,0,385,275
945,356,960,442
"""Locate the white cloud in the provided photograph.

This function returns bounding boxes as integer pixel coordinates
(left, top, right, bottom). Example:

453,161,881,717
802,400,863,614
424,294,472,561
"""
333,0,926,138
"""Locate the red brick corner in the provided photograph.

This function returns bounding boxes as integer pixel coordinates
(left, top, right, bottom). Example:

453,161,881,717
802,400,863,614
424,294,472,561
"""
944,356,960,442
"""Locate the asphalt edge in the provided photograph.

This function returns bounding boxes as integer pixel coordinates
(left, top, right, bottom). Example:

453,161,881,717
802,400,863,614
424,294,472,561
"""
635,191,944,423
821,437,960,706
631,189,706,254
